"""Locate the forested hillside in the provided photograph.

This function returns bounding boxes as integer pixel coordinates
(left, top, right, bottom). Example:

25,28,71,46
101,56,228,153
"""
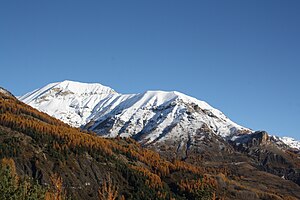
1,90,300,200
0,91,216,200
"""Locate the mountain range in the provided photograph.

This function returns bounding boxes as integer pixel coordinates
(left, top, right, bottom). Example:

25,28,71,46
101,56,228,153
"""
1,81,300,199
19,80,300,151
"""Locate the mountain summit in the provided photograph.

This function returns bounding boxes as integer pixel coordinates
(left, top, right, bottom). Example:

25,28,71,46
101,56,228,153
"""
20,80,116,127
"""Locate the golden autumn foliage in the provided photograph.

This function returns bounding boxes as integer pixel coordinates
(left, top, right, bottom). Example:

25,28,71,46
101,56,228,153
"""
0,94,115,157
0,94,66,127
172,159,203,175
178,176,216,194
98,175,118,200
129,165,163,189
1,157,17,177
45,173,66,200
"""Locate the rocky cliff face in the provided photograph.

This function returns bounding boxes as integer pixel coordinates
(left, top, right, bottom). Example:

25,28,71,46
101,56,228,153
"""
232,131,270,147
230,131,300,186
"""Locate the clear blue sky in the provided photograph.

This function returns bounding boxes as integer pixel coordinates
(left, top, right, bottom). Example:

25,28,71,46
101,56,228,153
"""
1,0,299,139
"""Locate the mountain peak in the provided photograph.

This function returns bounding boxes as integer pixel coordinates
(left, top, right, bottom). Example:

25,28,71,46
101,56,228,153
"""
137,90,213,111
20,80,116,103
19,81,117,127
54,80,116,95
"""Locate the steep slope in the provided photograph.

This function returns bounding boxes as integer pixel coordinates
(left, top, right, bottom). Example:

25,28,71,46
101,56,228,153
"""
87,90,250,140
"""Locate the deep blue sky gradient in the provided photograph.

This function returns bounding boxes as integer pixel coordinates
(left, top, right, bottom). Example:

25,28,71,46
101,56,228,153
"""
1,1,300,139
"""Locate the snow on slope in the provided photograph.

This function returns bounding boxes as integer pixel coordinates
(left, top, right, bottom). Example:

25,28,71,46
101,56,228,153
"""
87,90,250,142
279,137,300,150
19,80,116,127
19,80,251,145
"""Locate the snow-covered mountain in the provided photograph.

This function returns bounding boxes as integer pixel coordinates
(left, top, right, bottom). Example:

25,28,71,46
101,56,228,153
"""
20,80,116,127
19,80,299,150
271,136,300,150
279,137,300,149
